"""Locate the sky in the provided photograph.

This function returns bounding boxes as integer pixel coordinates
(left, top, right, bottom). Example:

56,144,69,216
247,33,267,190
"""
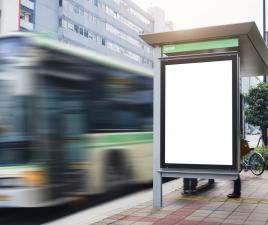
134,0,264,34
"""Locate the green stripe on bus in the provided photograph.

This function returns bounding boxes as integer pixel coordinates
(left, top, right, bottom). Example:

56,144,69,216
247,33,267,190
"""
84,132,153,148
162,38,239,54
101,132,153,143
87,140,153,149
0,165,43,171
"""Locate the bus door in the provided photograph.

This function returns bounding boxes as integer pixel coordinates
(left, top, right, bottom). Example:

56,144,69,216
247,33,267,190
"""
61,89,87,194
37,87,66,199
37,81,88,198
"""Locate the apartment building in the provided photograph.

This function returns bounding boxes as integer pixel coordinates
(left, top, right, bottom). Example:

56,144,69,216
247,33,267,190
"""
0,0,172,69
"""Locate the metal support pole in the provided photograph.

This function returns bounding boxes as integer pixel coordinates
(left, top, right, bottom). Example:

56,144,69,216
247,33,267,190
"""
264,0,266,43
263,0,267,142
153,46,162,208
264,0,267,83
153,171,162,208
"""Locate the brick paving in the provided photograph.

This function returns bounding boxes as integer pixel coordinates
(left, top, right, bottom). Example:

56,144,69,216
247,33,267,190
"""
92,172,268,225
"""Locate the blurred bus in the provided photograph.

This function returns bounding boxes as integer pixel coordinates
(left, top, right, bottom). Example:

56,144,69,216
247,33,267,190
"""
0,33,153,207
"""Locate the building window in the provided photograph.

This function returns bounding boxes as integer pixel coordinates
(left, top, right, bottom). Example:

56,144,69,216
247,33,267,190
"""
59,18,62,27
20,11,32,24
84,30,89,38
105,6,117,19
96,36,102,44
84,11,89,20
106,40,141,63
74,24,79,33
142,58,152,66
104,5,143,33
143,45,152,54
79,7,84,16
29,14,34,23
67,22,74,31
94,0,98,7
88,31,95,40
79,27,84,35
102,38,106,46
20,11,27,20
105,23,141,48
72,3,79,14
129,8,151,25
62,19,68,28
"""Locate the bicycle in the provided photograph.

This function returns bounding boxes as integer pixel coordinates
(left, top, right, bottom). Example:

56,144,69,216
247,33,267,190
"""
239,139,265,176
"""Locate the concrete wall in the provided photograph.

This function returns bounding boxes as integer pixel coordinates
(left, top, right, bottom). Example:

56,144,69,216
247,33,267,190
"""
0,0,19,33
35,0,58,35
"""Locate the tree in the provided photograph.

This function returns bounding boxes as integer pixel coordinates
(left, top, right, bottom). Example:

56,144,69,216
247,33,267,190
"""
245,82,268,146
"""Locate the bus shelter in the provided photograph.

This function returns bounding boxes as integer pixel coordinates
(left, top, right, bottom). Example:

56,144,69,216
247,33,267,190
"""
140,22,268,208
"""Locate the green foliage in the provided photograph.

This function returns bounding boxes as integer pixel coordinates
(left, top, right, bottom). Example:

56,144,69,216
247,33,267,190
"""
245,82,268,128
255,147,268,169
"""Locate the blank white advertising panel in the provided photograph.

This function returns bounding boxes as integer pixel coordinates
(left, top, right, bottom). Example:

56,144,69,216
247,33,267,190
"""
165,60,233,166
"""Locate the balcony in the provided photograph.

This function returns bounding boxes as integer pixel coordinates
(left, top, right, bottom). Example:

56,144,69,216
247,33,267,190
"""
20,0,34,10
20,19,34,30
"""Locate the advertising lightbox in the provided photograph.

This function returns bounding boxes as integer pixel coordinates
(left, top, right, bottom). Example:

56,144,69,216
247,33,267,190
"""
161,55,239,170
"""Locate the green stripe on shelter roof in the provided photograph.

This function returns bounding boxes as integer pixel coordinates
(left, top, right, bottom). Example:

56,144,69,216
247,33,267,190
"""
162,38,239,54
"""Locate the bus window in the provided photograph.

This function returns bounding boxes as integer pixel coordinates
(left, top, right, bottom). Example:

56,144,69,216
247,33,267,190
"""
89,73,153,132
0,81,32,164
133,76,153,131
90,74,140,131
62,90,87,162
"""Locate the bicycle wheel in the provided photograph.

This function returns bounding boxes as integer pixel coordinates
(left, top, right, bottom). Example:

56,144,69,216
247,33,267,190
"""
249,153,265,176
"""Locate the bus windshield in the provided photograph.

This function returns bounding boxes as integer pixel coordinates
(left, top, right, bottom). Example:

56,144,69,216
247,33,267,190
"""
0,37,26,63
0,37,31,165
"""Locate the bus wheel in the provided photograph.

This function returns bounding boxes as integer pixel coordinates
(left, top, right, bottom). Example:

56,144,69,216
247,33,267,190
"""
105,150,130,191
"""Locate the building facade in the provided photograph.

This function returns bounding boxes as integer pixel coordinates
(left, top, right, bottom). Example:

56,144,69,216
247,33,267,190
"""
0,0,20,33
0,0,172,69
241,76,261,94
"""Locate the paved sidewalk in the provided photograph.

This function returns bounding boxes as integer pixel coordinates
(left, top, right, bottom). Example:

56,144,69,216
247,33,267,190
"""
93,171,268,225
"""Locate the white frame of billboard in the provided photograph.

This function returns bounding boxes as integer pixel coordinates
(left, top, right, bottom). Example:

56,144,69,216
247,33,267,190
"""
153,51,240,208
